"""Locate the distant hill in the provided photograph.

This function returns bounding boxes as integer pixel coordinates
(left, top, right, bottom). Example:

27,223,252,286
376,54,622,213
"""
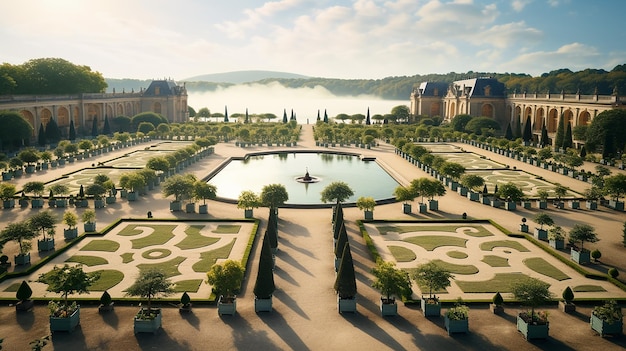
184,70,310,84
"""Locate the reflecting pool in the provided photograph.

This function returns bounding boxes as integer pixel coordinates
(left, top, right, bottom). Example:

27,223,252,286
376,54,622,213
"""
208,152,399,206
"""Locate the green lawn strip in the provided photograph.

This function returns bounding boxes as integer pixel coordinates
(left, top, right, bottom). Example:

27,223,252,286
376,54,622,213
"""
481,255,510,267
403,235,467,251
117,224,144,236
359,220,381,262
456,273,543,293
192,239,236,273
88,270,124,291
141,248,172,260
175,225,220,250
129,225,177,249
80,239,120,252
65,255,109,267
3,282,20,292
388,245,416,262
173,279,203,293
212,225,241,234
524,257,570,281
431,259,478,275
480,240,530,252
573,285,607,292
137,256,186,278
378,224,492,237
447,251,469,259
121,252,134,264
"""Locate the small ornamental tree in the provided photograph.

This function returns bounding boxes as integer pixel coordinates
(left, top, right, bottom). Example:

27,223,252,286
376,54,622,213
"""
320,181,354,204
126,268,174,316
534,213,554,230
237,190,260,211
192,181,217,205
394,185,416,204
206,260,244,301
496,182,524,202
356,196,376,212
622,221,626,247
371,259,411,302
511,278,553,323
460,174,485,192
29,210,57,240
38,264,99,314
1,221,37,256
568,223,599,251
162,174,197,202
260,183,289,210
23,181,45,198
63,211,78,229
492,292,504,306
412,262,453,300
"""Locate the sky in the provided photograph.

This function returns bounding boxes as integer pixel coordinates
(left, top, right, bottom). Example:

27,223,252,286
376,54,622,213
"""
2,0,625,80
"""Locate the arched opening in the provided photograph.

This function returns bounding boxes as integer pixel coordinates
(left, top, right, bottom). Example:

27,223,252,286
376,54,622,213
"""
449,102,456,118
481,103,494,118
154,102,162,114
117,103,124,116
548,108,559,133
430,103,440,117
57,107,69,128
20,110,35,136
534,108,544,131
73,106,81,128
524,107,532,124
40,108,52,129
578,110,591,126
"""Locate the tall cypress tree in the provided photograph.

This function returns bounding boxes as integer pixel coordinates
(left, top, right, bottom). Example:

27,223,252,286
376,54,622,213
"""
38,123,46,146
562,121,573,150
323,109,328,123
253,232,275,300
282,109,288,123
45,118,61,143
504,123,513,140
69,119,76,141
91,116,98,137
103,115,111,135
540,122,548,147
317,110,321,122
554,114,565,151
245,108,249,124
224,106,229,123
334,242,357,299
522,116,532,142
366,108,371,125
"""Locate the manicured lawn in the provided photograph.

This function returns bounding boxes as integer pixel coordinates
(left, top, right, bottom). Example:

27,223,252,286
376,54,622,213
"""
192,239,235,273
90,270,124,291
481,255,510,267
80,240,120,252
128,225,177,249
138,256,186,278
173,279,204,293
403,235,467,251
212,225,241,234
573,285,607,292
3,283,20,292
120,252,134,264
524,257,570,281
141,248,172,260
175,225,220,250
378,225,491,237
456,273,542,293
431,259,478,275
388,245,416,262
447,251,469,259
65,255,109,267
480,240,530,252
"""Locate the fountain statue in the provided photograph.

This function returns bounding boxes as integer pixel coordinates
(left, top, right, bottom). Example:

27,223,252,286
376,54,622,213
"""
296,168,319,183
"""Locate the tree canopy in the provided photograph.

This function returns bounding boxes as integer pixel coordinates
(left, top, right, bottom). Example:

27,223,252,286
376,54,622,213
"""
0,111,33,149
585,109,626,159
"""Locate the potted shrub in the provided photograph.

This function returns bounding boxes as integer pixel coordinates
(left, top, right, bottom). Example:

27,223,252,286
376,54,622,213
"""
119,172,146,201
335,242,357,313
206,260,244,316
560,286,576,313
533,213,553,240
82,209,96,232
98,290,114,312
536,189,549,209
179,292,192,313
412,261,453,317
15,280,34,312
23,181,45,208
0,182,17,209
126,268,174,334
584,186,602,210
444,299,469,335
460,174,484,202
371,259,411,316
496,182,524,210
512,279,553,340
162,174,196,211
548,225,565,250
490,292,504,314
568,223,599,264
553,183,568,209
1,221,36,265
192,180,217,214
30,210,57,252
356,196,376,220
63,210,79,240
415,178,446,211
48,184,69,208
38,264,99,333
394,185,416,214
253,233,275,312
85,183,107,209
237,190,260,218
590,300,623,337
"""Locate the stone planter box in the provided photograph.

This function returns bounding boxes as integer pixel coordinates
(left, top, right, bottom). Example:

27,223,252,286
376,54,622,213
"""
3,199,15,209
428,200,438,211
537,200,547,209
590,314,623,336
74,199,88,208
337,296,357,313
15,299,34,312
19,199,29,208
586,201,598,210
467,192,479,201
520,224,529,233
481,196,491,205
94,199,105,209
254,297,273,312
14,253,30,265
609,200,625,211
444,316,469,335
38,238,55,251
554,201,564,209
185,203,196,213
105,196,116,204
127,191,138,201
364,210,373,220
549,239,565,250
490,304,504,314
199,204,208,214
534,228,548,241
571,248,591,264
244,209,254,218
218,296,237,315
31,198,44,208
560,301,576,313
490,199,502,208
170,201,182,212
522,201,532,209
55,199,67,208
516,315,549,340
418,203,428,213
1,172,12,181
457,187,468,196
50,307,80,333
380,298,398,316
64,228,78,240
421,298,441,317
84,222,96,232
505,201,516,211
134,309,162,334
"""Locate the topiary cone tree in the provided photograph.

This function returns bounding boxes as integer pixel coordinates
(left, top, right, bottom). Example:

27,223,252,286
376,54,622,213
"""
334,242,357,299
253,233,275,300
562,286,574,304
16,280,33,303
335,222,348,261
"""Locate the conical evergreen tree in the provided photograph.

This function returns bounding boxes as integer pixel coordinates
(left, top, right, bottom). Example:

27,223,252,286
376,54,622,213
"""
335,222,348,260
69,119,76,141
522,116,532,142
45,118,61,143
554,114,565,150
245,108,249,124
317,110,321,121
290,109,294,121
224,106,229,122
91,116,98,137
267,211,278,251
540,122,548,147
580,145,587,159
323,109,328,123
253,233,275,299
562,121,573,150
282,109,288,123
38,123,46,146
334,242,357,299
504,123,513,140
332,200,343,224
103,115,111,135
365,108,371,125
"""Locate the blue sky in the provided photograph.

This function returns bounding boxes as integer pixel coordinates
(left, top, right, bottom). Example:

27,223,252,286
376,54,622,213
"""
1,0,624,80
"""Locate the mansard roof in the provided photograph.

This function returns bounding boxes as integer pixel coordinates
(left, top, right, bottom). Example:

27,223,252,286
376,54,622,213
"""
143,80,186,96
417,82,448,97
451,77,506,97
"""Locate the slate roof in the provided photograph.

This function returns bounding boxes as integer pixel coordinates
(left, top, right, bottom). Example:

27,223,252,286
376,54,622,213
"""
416,82,449,97
143,80,186,96
451,77,506,97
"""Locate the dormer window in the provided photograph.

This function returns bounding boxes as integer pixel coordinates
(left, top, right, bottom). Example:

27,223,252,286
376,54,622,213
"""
484,85,491,96
155,87,160,95
433,88,439,96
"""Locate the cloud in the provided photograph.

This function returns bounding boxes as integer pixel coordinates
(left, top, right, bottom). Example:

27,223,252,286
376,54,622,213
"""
474,22,543,48
512,0,532,12
502,42,601,75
